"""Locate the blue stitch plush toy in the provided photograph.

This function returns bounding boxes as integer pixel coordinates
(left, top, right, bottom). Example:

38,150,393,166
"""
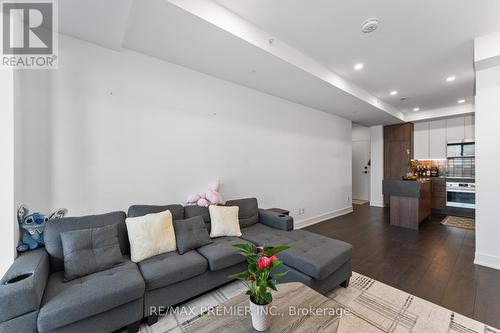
16,205,68,252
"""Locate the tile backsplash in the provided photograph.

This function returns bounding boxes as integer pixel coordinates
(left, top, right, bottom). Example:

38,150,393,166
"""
446,157,475,178
414,158,475,178
414,159,447,176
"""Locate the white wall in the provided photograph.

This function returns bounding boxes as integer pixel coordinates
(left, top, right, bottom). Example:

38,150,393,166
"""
352,124,371,141
34,36,352,227
14,70,52,214
474,31,500,270
0,68,15,275
369,126,384,207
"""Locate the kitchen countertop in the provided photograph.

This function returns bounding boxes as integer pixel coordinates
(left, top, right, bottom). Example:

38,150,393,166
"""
443,177,475,182
382,179,431,198
422,176,475,182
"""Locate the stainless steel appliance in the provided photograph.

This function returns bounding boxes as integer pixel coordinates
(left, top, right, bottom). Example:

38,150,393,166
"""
447,141,475,158
446,181,475,209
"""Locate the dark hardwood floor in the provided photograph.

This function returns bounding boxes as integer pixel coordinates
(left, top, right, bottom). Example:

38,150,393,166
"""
305,204,500,329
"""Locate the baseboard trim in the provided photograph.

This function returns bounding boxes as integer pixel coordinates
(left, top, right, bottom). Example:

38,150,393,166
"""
474,252,500,270
294,206,353,229
370,201,385,208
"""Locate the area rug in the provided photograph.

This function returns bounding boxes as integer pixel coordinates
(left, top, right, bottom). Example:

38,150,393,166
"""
441,216,475,230
352,199,369,205
139,271,498,333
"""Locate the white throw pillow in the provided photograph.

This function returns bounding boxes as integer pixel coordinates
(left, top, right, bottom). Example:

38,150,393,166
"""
126,210,177,262
209,205,242,238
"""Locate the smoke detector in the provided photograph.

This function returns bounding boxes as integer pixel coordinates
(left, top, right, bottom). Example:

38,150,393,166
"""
361,18,379,33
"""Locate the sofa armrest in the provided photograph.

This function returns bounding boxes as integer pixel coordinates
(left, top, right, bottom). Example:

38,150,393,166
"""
0,249,49,322
258,209,294,231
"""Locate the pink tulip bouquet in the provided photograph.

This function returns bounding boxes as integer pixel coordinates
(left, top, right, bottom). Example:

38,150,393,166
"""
229,243,290,305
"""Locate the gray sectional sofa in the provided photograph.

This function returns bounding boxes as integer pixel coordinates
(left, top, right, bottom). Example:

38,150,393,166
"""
0,198,352,333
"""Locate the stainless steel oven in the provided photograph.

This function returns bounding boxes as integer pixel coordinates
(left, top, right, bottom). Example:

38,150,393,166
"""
446,182,475,209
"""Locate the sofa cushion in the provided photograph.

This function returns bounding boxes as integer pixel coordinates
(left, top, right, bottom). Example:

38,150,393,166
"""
184,205,210,223
225,198,259,228
174,216,212,254
127,204,184,220
137,250,207,290
241,223,352,280
196,237,252,271
126,210,177,262
184,205,211,231
209,206,242,238
38,259,144,332
240,223,293,245
61,224,123,281
44,211,129,272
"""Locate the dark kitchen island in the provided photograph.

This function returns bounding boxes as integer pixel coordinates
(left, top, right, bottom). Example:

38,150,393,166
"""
383,179,431,230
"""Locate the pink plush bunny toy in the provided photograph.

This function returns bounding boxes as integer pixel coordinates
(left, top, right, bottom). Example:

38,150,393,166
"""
187,179,223,207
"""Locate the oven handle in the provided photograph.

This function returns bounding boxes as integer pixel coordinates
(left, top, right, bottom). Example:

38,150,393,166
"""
446,189,476,193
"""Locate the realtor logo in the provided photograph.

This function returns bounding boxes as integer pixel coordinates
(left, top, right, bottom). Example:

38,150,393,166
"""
1,0,58,68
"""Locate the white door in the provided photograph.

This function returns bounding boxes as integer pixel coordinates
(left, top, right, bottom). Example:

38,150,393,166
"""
352,141,370,201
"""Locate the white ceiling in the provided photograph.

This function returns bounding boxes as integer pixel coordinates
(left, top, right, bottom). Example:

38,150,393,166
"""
121,0,403,125
216,0,500,113
56,0,499,125
58,0,134,50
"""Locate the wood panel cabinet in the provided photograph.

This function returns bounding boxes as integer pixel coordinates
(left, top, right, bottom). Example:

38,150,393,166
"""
431,178,446,210
384,123,414,205
384,123,414,180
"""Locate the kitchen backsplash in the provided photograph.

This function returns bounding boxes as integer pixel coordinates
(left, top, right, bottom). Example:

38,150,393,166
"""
446,157,475,178
414,158,475,178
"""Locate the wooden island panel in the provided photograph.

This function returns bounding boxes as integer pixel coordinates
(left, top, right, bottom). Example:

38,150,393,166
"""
384,180,431,230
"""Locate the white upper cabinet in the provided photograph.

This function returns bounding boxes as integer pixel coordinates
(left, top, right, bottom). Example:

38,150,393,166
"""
429,120,447,159
446,117,466,141
413,121,429,159
413,115,474,160
464,115,475,140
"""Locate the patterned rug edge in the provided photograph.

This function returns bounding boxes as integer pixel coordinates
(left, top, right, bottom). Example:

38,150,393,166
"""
141,271,498,333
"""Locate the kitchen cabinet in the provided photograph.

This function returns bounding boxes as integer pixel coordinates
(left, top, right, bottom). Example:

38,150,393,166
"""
383,179,431,230
384,123,414,206
413,122,429,160
429,119,447,159
414,116,474,160
464,115,475,140
413,120,446,160
446,117,465,141
431,178,446,210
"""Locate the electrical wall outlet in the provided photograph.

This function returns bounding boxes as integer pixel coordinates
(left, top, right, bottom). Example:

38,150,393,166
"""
297,208,305,215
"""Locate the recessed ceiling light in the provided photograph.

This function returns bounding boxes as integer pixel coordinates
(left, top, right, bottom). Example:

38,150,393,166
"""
413,107,420,112
446,76,456,82
354,63,364,70
390,90,398,96
457,99,466,104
